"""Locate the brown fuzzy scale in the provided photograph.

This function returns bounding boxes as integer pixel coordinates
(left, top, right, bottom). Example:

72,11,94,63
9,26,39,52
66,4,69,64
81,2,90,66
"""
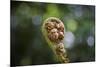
45,22,64,42
55,43,69,63
58,32,64,40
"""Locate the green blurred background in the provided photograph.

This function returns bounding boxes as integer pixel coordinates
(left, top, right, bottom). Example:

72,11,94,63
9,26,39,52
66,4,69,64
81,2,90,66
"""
11,1,95,66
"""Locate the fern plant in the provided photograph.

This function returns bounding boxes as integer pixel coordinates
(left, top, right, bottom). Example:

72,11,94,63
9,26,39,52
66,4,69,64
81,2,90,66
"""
42,17,69,63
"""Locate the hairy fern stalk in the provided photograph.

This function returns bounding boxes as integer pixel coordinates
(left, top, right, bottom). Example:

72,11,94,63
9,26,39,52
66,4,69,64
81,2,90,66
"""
42,17,69,63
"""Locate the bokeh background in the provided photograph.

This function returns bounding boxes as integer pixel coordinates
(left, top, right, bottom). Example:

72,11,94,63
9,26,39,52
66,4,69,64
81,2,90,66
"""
11,1,95,66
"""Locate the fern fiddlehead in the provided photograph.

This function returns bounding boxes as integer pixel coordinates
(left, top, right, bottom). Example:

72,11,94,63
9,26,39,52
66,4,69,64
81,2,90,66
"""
42,17,69,63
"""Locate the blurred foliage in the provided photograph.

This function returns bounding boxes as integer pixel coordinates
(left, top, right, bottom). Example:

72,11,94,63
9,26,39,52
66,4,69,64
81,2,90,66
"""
65,19,78,32
11,1,95,66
